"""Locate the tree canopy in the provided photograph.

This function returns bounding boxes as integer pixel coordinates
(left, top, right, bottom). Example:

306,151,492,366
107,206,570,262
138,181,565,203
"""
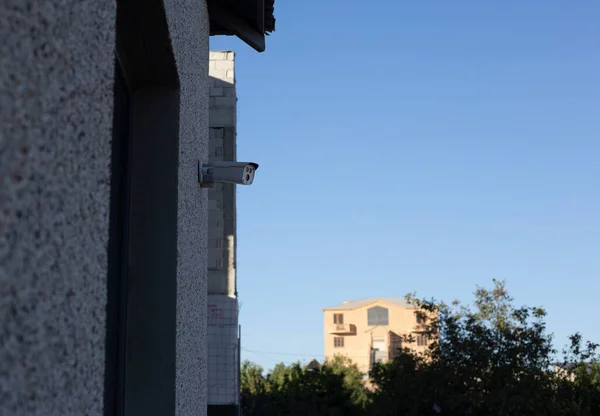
241,281,600,416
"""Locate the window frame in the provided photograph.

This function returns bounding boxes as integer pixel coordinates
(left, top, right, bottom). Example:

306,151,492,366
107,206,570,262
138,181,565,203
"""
416,334,428,346
367,306,389,326
333,337,345,348
105,0,181,413
104,54,132,416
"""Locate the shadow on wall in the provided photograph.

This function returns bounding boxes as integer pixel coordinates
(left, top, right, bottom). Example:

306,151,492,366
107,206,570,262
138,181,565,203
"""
209,75,236,128
206,72,239,413
206,73,236,296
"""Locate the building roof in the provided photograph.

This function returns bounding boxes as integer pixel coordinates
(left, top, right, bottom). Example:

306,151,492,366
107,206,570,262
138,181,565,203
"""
553,362,596,371
305,359,321,371
323,297,414,311
208,0,276,52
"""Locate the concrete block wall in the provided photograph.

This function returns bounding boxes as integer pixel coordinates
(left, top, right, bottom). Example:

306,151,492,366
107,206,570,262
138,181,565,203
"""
208,51,237,297
207,296,240,405
207,51,239,408
209,51,236,128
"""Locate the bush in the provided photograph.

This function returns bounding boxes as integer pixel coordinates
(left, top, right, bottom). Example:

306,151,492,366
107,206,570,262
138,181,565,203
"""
241,281,600,416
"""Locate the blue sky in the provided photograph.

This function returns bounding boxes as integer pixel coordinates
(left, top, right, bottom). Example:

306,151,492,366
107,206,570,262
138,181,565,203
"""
210,0,600,371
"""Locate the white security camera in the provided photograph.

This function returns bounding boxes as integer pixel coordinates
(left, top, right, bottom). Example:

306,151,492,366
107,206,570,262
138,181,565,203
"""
199,161,259,188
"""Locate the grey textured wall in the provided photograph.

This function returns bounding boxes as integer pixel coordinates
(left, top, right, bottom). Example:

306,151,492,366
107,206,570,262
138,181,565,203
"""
164,0,211,414
2,0,211,414
0,1,116,415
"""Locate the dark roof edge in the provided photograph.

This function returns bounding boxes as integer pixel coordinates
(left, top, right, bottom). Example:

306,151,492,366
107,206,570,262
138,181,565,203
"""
265,0,275,32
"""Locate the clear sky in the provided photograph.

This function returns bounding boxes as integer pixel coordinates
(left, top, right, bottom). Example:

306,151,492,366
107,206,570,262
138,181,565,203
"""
210,0,600,371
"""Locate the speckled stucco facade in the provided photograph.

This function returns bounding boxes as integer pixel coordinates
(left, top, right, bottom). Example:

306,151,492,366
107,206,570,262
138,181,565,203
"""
1,0,211,414
0,1,116,414
165,0,211,413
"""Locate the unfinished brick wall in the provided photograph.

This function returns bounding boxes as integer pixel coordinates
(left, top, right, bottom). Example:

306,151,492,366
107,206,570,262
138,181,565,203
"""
207,51,236,296
207,51,239,409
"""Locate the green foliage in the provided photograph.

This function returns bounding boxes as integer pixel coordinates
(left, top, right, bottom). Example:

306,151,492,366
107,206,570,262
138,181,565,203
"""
241,281,600,416
240,356,367,415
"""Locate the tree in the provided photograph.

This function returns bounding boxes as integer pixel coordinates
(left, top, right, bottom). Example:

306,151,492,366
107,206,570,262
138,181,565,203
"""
368,280,600,416
241,357,369,415
324,355,369,410
241,281,600,416
241,360,266,395
240,360,272,415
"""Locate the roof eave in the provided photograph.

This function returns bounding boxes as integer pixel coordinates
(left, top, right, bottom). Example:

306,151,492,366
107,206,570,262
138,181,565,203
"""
323,298,415,311
208,0,275,53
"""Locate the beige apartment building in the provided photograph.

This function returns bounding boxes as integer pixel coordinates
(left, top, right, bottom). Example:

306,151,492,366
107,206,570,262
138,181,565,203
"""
323,298,432,374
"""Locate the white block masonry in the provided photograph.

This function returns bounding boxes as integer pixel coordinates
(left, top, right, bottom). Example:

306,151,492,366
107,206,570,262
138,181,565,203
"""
207,296,240,405
207,50,239,407
208,51,236,296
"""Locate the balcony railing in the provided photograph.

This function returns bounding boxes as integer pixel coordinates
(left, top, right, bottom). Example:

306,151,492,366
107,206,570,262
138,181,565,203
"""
328,323,356,335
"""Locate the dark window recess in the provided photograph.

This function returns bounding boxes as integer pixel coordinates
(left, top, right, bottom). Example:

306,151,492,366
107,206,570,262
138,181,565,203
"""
367,306,389,326
104,0,181,413
104,55,132,416
416,312,426,324
334,337,344,348
389,332,402,360
333,313,344,325
417,335,428,346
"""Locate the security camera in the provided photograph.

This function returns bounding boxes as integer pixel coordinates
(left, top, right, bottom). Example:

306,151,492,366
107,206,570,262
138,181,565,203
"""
199,161,259,188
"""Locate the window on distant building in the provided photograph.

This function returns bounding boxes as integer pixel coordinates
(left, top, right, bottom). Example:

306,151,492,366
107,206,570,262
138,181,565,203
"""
367,306,389,326
417,335,428,346
334,337,344,348
389,332,402,360
416,312,426,324
333,313,344,325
